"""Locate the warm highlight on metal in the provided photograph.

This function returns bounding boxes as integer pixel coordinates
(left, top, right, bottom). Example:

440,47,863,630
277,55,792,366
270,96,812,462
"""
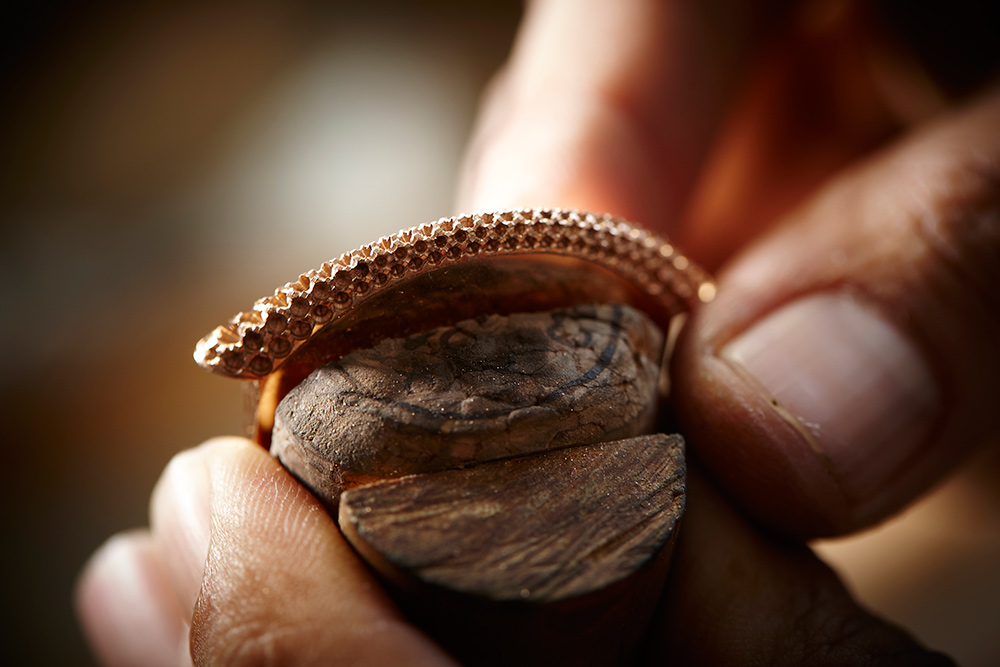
194,209,715,380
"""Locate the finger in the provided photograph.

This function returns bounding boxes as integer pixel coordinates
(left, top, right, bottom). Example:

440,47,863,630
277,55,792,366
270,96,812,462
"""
673,89,1000,536
179,437,454,666
150,440,214,618
456,0,776,230
677,0,920,270
643,466,955,666
75,530,191,667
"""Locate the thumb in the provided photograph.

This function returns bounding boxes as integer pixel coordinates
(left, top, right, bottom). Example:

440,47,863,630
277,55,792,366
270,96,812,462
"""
674,89,1000,536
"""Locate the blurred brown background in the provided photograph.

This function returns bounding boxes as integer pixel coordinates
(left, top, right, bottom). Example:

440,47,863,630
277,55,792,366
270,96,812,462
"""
0,1,520,663
0,1,996,665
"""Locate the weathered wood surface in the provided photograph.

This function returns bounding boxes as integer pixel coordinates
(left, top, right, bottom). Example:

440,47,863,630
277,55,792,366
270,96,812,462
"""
272,303,664,512
339,434,685,666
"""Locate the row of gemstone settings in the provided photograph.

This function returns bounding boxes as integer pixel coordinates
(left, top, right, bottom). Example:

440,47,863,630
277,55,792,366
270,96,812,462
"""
193,209,715,380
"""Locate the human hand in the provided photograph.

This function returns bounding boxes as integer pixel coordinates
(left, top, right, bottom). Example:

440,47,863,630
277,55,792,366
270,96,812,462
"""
77,438,456,666
77,435,953,666
77,0,997,664
457,0,999,538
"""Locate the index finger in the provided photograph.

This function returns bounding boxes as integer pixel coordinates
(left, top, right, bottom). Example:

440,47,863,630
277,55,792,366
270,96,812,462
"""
456,0,778,231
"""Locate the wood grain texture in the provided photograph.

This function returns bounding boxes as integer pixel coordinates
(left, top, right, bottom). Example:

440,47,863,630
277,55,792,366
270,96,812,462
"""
250,256,677,447
271,303,664,512
339,434,685,666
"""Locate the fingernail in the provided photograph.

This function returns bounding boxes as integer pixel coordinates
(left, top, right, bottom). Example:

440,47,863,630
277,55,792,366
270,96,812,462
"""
721,293,940,500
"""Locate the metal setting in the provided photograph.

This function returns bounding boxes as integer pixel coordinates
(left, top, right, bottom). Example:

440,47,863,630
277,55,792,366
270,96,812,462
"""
194,209,715,380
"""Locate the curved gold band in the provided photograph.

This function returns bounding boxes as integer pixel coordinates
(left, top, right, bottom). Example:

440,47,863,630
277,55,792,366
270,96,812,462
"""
194,209,714,380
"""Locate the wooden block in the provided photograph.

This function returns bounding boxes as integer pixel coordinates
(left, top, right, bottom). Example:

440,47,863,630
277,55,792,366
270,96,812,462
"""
339,433,685,666
272,304,664,513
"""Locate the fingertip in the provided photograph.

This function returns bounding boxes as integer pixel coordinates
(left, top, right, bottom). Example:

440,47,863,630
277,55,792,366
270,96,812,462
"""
148,436,269,628
76,531,189,667
674,289,944,536
189,433,454,666
720,293,940,501
150,446,216,617
673,336,851,536
195,435,260,458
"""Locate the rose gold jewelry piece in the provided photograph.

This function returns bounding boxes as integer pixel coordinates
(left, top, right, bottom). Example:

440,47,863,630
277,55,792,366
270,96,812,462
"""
194,209,715,381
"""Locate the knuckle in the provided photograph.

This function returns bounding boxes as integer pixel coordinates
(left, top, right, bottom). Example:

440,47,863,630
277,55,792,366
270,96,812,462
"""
911,145,1000,359
915,146,1000,292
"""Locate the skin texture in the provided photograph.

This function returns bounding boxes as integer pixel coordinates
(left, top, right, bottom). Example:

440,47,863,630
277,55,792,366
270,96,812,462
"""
674,95,1000,535
77,0,997,664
